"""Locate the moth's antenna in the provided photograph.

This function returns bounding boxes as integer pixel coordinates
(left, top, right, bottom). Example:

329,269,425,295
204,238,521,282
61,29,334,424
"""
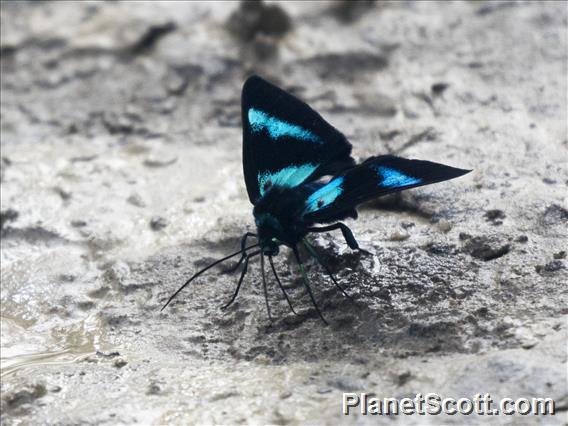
292,246,328,325
161,244,259,311
268,256,298,316
222,249,261,309
223,232,257,274
302,239,352,300
223,254,246,274
260,253,272,321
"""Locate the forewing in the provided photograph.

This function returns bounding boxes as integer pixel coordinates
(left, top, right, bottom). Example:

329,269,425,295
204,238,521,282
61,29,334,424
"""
303,155,470,222
242,75,355,204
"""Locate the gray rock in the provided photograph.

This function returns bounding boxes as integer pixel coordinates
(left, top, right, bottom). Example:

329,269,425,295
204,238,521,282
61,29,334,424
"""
1,2,566,425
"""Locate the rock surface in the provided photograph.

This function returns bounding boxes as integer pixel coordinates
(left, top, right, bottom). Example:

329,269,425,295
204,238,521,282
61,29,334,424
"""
1,1,567,424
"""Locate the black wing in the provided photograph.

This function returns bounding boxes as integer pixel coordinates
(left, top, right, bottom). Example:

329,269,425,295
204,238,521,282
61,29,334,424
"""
303,155,471,223
241,75,355,204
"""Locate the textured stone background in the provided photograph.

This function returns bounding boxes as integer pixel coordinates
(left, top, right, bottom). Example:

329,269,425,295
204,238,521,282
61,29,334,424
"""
1,1,567,424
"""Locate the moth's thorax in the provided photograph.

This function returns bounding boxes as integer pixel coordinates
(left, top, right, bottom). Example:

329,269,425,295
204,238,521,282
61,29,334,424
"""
253,186,309,252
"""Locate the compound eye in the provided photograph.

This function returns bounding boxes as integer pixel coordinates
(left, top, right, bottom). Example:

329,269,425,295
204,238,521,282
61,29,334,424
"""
263,180,272,192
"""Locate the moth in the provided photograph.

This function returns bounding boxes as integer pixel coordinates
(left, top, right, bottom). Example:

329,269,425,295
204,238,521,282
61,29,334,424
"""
162,75,470,323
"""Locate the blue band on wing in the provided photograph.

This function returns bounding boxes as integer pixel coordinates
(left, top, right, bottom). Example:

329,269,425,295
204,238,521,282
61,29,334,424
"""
376,166,421,188
248,108,322,143
258,163,318,196
304,177,344,213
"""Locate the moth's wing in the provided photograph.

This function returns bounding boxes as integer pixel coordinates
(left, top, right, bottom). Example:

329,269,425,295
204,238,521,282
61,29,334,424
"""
242,75,355,204
303,155,471,223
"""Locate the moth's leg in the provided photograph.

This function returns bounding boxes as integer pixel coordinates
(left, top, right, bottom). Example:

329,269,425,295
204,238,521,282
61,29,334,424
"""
161,243,259,311
221,250,259,309
241,232,257,250
268,255,299,316
260,253,272,321
224,232,258,273
292,246,328,325
302,239,352,300
307,223,370,255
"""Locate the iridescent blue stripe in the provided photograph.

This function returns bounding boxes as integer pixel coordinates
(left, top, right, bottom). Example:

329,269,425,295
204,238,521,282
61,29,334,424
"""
258,163,318,196
376,166,421,187
304,177,344,213
248,108,321,143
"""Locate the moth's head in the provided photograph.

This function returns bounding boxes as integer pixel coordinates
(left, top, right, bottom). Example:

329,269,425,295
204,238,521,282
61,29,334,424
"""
254,211,282,256
260,240,280,256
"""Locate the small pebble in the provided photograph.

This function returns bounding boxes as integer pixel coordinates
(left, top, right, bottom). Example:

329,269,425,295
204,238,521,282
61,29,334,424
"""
96,351,120,358
150,216,167,231
48,385,62,393
127,193,146,208
535,260,564,275
431,82,449,95
113,359,128,368
143,156,177,168
53,187,72,201
397,371,413,386
484,209,506,224
1,208,19,230
435,220,452,233
146,383,161,395
389,231,410,241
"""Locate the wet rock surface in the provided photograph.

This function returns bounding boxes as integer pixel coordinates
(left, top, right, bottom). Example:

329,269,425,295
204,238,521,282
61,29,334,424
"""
1,2,567,424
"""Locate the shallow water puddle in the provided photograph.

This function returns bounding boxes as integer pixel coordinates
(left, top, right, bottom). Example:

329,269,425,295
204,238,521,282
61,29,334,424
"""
1,348,95,378
0,315,102,378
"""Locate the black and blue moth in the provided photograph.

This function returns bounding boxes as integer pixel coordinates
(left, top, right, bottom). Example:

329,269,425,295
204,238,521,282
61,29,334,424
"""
162,75,470,323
